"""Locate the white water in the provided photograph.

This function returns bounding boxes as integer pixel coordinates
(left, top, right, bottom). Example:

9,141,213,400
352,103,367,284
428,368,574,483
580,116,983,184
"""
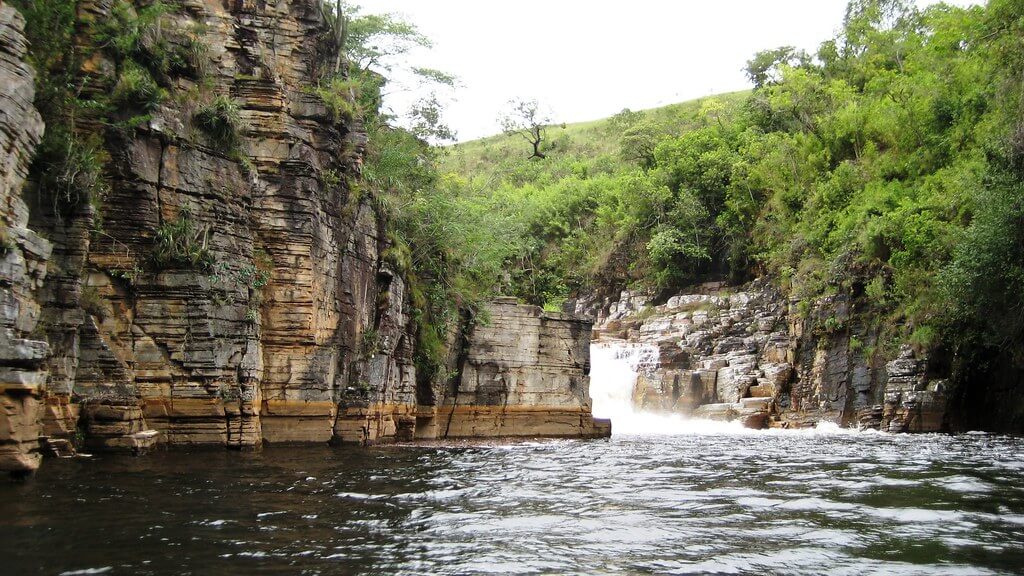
589,342,874,436
589,342,740,435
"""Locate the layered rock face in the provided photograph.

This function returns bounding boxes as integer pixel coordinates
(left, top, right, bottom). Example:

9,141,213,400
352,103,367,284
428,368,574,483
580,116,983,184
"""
22,0,408,452
0,2,51,475
429,298,609,439
583,278,949,431
0,1,606,473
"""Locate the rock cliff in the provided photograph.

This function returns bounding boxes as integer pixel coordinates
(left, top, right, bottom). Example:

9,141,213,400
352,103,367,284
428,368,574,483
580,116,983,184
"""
582,278,949,432
430,298,609,439
0,1,50,476
0,0,605,477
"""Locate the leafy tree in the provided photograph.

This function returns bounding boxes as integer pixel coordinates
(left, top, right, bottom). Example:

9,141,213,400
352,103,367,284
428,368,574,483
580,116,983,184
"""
620,120,666,168
745,46,809,88
341,5,431,74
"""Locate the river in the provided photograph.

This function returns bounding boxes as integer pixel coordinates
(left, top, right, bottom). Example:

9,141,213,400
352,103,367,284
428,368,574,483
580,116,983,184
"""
1,345,1023,575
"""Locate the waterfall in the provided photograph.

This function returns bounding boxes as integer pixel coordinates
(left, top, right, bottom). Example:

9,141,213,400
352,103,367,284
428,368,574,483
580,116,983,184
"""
589,342,745,435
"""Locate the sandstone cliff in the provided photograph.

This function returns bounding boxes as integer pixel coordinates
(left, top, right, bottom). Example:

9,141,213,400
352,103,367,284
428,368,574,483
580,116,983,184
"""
0,0,604,477
581,278,949,432
0,1,50,475
18,0,410,453
432,298,609,439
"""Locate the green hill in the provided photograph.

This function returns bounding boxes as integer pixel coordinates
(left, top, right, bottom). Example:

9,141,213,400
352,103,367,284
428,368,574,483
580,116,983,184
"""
442,91,751,184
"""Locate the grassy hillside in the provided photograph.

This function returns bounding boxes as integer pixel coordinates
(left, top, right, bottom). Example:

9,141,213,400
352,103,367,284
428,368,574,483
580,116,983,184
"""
442,91,751,185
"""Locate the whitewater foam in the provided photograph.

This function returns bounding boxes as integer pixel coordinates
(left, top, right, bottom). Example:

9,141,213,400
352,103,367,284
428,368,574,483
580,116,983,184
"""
589,342,883,437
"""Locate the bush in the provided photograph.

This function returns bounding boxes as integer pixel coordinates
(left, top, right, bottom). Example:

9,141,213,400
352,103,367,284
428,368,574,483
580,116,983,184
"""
195,96,244,149
313,77,361,123
112,61,165,111
150,211,215,271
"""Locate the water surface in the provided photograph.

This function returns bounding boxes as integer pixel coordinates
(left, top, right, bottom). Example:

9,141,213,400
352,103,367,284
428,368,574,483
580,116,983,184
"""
2,430,1023,575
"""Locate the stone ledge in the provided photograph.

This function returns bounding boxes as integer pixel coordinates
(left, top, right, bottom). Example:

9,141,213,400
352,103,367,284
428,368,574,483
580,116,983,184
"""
437,405,610,439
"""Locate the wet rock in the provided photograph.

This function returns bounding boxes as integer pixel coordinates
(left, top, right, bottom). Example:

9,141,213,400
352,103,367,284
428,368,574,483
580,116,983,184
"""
881,346,946,432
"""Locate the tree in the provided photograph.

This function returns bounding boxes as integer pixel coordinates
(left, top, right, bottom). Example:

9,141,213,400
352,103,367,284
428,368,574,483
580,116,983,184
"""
744,46,809,88
500,98,551,160
341,5,432,75
620,120,664,168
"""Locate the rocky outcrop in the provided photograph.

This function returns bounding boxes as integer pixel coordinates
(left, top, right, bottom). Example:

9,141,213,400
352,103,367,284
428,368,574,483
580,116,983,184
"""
15,0,422,454
880,345,947,432
585,278,950,431
430,298,609,439
0,1,51,476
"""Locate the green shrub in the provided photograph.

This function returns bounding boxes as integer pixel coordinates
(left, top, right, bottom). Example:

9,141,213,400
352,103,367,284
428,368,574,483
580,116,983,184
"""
313,77,361,123
33,130,111,212
361,328,381,358
112,62,165,111
195,96,244,150
150,211,215,271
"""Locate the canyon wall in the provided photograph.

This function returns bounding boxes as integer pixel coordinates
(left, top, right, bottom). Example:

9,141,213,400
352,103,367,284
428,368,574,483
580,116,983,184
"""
0,2,50,475
22,0,409,454
580,278,949,432
0,0,604,477
428,298,609,439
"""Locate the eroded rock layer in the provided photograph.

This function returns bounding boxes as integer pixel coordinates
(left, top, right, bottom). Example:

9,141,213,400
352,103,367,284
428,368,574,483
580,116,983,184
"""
583,278,948,431
433,298,609,439
22,0,407,453
0,1,50,475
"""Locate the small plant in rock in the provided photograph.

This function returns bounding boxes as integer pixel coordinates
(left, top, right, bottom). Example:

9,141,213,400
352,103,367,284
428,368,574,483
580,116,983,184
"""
361,328,381,358
195,96,244,150
0,222,14,255
542,299,566,313
107,265,143,288
312,77,361,123
150,211,215,271
822,316,845,334
170,34,209,79
112,61,165,112
321,168,342,190
849,335,864,353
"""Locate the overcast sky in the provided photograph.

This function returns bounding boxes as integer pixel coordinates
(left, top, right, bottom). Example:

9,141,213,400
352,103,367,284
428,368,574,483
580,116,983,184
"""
360,0,980,142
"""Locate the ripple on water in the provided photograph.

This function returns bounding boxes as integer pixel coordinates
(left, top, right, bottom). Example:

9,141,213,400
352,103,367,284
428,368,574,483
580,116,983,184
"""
2,430,1024,575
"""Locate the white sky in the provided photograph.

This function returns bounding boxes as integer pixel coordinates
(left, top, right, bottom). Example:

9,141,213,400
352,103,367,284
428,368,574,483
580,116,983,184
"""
361,0,980,142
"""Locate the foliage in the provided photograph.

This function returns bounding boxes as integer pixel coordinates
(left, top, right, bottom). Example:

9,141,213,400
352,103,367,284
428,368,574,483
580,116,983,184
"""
342,6,431,73
442,0,1024,377
112,61,165,111
195,96,244,149
150,211,215,271
312,77,361,124
745,46,810,88
940,163,1024,361
13,0,208,217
